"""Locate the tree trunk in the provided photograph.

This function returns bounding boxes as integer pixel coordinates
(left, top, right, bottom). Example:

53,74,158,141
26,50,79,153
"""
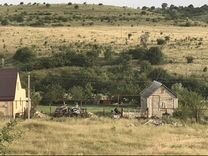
195,111,199,123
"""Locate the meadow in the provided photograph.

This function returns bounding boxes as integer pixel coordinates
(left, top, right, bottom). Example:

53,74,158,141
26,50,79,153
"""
1,118,207,155
0,25,208,77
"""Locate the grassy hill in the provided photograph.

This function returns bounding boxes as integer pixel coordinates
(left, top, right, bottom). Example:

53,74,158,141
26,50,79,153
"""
0,4,166,27
0,25,207,77
2,118,208,155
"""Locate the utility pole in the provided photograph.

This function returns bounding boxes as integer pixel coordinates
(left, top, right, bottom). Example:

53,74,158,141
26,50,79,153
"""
28,72,31,119
1,58,4,68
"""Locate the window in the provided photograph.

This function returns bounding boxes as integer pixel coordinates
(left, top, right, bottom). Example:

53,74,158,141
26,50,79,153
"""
161,102,165,109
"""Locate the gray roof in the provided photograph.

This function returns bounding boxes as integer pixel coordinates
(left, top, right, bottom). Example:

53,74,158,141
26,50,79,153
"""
140,80,177,98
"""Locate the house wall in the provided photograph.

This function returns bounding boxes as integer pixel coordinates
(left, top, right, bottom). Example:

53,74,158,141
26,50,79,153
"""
0,101,13,117
141,97,147,116
141,86,178,118
13,73,27,118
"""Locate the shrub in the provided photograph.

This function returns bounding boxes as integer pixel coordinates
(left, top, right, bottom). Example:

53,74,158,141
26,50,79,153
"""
98,3,103,6
203,67,207,72
1,19,9,26
186,56,194,63
165,36,170,41
157,38,166,45
13,47,35,62
46,3,51,7
146,47,164,65
68,2,72,5
74,5,79,9
126,47,147,60
140,61,152,73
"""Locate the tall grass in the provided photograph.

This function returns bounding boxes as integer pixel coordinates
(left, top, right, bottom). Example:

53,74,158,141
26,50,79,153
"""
7,118,208,155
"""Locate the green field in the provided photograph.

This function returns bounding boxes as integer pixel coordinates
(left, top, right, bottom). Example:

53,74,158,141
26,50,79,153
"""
37,104,138,115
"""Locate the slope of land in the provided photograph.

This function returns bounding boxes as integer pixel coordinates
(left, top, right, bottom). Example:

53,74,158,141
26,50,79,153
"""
0,25,207,77
5,118,208,155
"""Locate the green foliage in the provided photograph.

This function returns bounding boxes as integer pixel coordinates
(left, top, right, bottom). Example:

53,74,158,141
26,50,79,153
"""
126,47,164,65
172,84,207,122
1,19,9,25
0,120,20,154
104,47,113,61
203,67,207,72
74,5,79,9
157,38,166,45
161,3,168,9
13,47,35,63
46,3,51,8
126,47,147,60
140,60,152,73
31,92,42,109
41,84,65,105
186,56,194,63
146,47,164,65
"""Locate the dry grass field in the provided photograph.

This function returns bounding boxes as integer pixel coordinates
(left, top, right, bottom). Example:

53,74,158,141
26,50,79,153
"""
0,25,207,76
3,118,208,155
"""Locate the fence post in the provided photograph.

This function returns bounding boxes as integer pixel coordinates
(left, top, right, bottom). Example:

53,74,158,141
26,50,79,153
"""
103,108,105,116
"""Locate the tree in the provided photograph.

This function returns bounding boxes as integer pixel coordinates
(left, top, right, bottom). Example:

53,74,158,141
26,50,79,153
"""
161,3,168,9
70,86,85,106
74,5,79,9
13,47,35,62
146,47,164,65
1,19,9,26
140,60,152,73
140,32,150,48
41,84,65,105
31,92,42,109
186,56,194,63
104,47,113,61
46,3,51,7
84,83,94,101
172,84,207,122
157,38,166,45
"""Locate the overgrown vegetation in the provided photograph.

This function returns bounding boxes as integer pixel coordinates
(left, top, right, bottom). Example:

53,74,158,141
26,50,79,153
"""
0,120,21,154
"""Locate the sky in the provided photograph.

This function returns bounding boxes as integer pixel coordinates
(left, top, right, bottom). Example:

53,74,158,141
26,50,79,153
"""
0,0,208,8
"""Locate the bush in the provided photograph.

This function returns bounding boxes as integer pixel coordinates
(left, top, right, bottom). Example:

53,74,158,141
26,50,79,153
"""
126,47,147,60
1,19,9,26
157,38,166,45
46,3,51,7
186,56,194,63
146,47,164,65
74,5,79,9
203,67,207,72
140,61,152,73
13,47,35,62
68,2,72,5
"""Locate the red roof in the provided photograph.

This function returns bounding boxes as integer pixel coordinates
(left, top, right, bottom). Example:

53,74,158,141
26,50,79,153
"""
0,68,18,101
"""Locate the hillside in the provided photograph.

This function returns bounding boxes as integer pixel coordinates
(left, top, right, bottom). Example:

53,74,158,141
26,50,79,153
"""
4,118,208,155
0,4,165,27
0,3,207,112
0,3,208,27
0,25,207,78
